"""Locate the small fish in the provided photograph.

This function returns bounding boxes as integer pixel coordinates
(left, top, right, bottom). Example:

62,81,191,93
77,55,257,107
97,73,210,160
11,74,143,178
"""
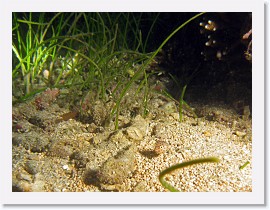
55,111,78,123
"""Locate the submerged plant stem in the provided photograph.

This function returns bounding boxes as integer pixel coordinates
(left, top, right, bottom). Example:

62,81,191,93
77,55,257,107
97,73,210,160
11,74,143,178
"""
179,85,187,122
159,157,219,192
114,12,205,130
239,161,250,170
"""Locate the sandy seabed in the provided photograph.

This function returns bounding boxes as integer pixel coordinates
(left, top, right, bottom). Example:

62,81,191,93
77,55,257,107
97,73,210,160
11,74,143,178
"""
12,83,252,192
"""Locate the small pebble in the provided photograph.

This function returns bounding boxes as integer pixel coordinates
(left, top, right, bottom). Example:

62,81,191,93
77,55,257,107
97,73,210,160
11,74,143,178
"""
235,131,246,137
24,160,40,175
63,165,69,170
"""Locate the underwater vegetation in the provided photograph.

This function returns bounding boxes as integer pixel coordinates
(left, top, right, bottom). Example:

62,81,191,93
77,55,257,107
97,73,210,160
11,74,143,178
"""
12,12,252,192
159,157,219,192
12,12,207,128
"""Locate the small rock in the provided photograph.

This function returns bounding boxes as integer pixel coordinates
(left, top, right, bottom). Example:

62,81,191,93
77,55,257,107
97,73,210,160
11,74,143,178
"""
235,131,247,137
125,126,143,141
48,138,75,159
92,101,109,126
203,131,212,137
31,180,45,192
161,101,177,113
124,115,148,141
97,145,136,185
91,131,111,145
17,172,32,182
70,151,89,168
109,130,129,144
24,160,40,175
63,165,69,170
133,181,148,192
12,132,50,153
14,181,32,192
